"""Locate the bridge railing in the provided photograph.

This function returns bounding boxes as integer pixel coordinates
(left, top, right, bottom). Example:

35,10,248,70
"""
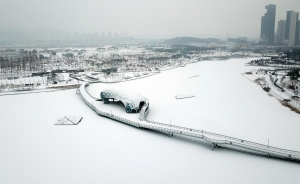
141,121,300,159
79,82,300,161
147,121,300,159
269,89,284,101
231,141,300,160
145,119,300,156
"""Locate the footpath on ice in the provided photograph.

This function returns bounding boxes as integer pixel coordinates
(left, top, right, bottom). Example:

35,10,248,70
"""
78,82,300,163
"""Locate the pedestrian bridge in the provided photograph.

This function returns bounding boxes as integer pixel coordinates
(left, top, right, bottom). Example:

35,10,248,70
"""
78,82,300,163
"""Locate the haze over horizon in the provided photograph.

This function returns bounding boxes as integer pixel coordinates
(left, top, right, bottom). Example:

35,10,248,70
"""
1,0,300,39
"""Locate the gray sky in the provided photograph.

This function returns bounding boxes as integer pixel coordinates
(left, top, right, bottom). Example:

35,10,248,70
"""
0,0,299,39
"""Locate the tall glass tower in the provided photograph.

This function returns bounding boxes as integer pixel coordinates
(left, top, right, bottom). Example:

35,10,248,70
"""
260,4,276,45
285,11,299,46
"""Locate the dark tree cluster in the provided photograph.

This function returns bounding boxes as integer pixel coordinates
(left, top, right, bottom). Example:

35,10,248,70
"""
250,59,270,65
287,69,300,88
285,49,300,61
102,67,118,75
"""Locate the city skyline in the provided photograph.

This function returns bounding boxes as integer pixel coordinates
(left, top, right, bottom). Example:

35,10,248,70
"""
0,29,132,43
1,0,300,39
274,10,299,46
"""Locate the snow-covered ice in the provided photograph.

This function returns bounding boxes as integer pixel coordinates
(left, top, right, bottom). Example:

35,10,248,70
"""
0,58,300,184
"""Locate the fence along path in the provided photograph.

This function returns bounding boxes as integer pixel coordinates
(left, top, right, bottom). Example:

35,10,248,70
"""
79,83,300,162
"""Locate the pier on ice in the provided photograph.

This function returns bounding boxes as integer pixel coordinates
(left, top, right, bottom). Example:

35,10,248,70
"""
78,82,300,163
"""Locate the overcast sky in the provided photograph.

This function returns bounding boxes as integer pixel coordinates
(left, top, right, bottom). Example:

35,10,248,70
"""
0,0,299,39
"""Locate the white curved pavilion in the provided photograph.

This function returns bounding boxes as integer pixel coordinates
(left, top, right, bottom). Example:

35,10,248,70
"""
100,88,149,113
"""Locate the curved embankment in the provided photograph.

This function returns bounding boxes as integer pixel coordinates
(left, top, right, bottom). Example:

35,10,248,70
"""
78,82,300,163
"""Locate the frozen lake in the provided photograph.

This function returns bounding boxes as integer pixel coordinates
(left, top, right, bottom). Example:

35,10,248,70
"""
0,58,300,184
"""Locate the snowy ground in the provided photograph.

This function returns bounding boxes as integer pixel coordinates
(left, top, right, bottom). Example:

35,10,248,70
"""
242,69,300,108
0,58,300,184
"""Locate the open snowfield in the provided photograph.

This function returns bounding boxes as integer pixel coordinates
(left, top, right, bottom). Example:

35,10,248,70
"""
0,58,300,184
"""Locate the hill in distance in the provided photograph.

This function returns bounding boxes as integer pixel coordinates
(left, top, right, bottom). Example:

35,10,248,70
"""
164,37,220,45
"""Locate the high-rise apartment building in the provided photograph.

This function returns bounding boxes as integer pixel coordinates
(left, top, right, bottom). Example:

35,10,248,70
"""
287,11,299,46
276,20,286,44
260,4,276,44
285,11,293,40
297,20,300,44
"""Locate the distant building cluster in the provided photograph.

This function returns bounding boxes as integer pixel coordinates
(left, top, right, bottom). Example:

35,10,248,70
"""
260,4,300,46
0,30,133,44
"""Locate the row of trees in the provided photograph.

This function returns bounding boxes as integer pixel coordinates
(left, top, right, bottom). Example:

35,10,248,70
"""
0,55,41,75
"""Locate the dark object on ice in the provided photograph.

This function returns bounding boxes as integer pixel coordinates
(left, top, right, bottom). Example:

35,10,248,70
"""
263,87,270,92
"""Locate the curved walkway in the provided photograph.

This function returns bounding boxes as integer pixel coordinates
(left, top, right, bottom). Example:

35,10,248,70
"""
274,79,285,92
78,82,300,163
